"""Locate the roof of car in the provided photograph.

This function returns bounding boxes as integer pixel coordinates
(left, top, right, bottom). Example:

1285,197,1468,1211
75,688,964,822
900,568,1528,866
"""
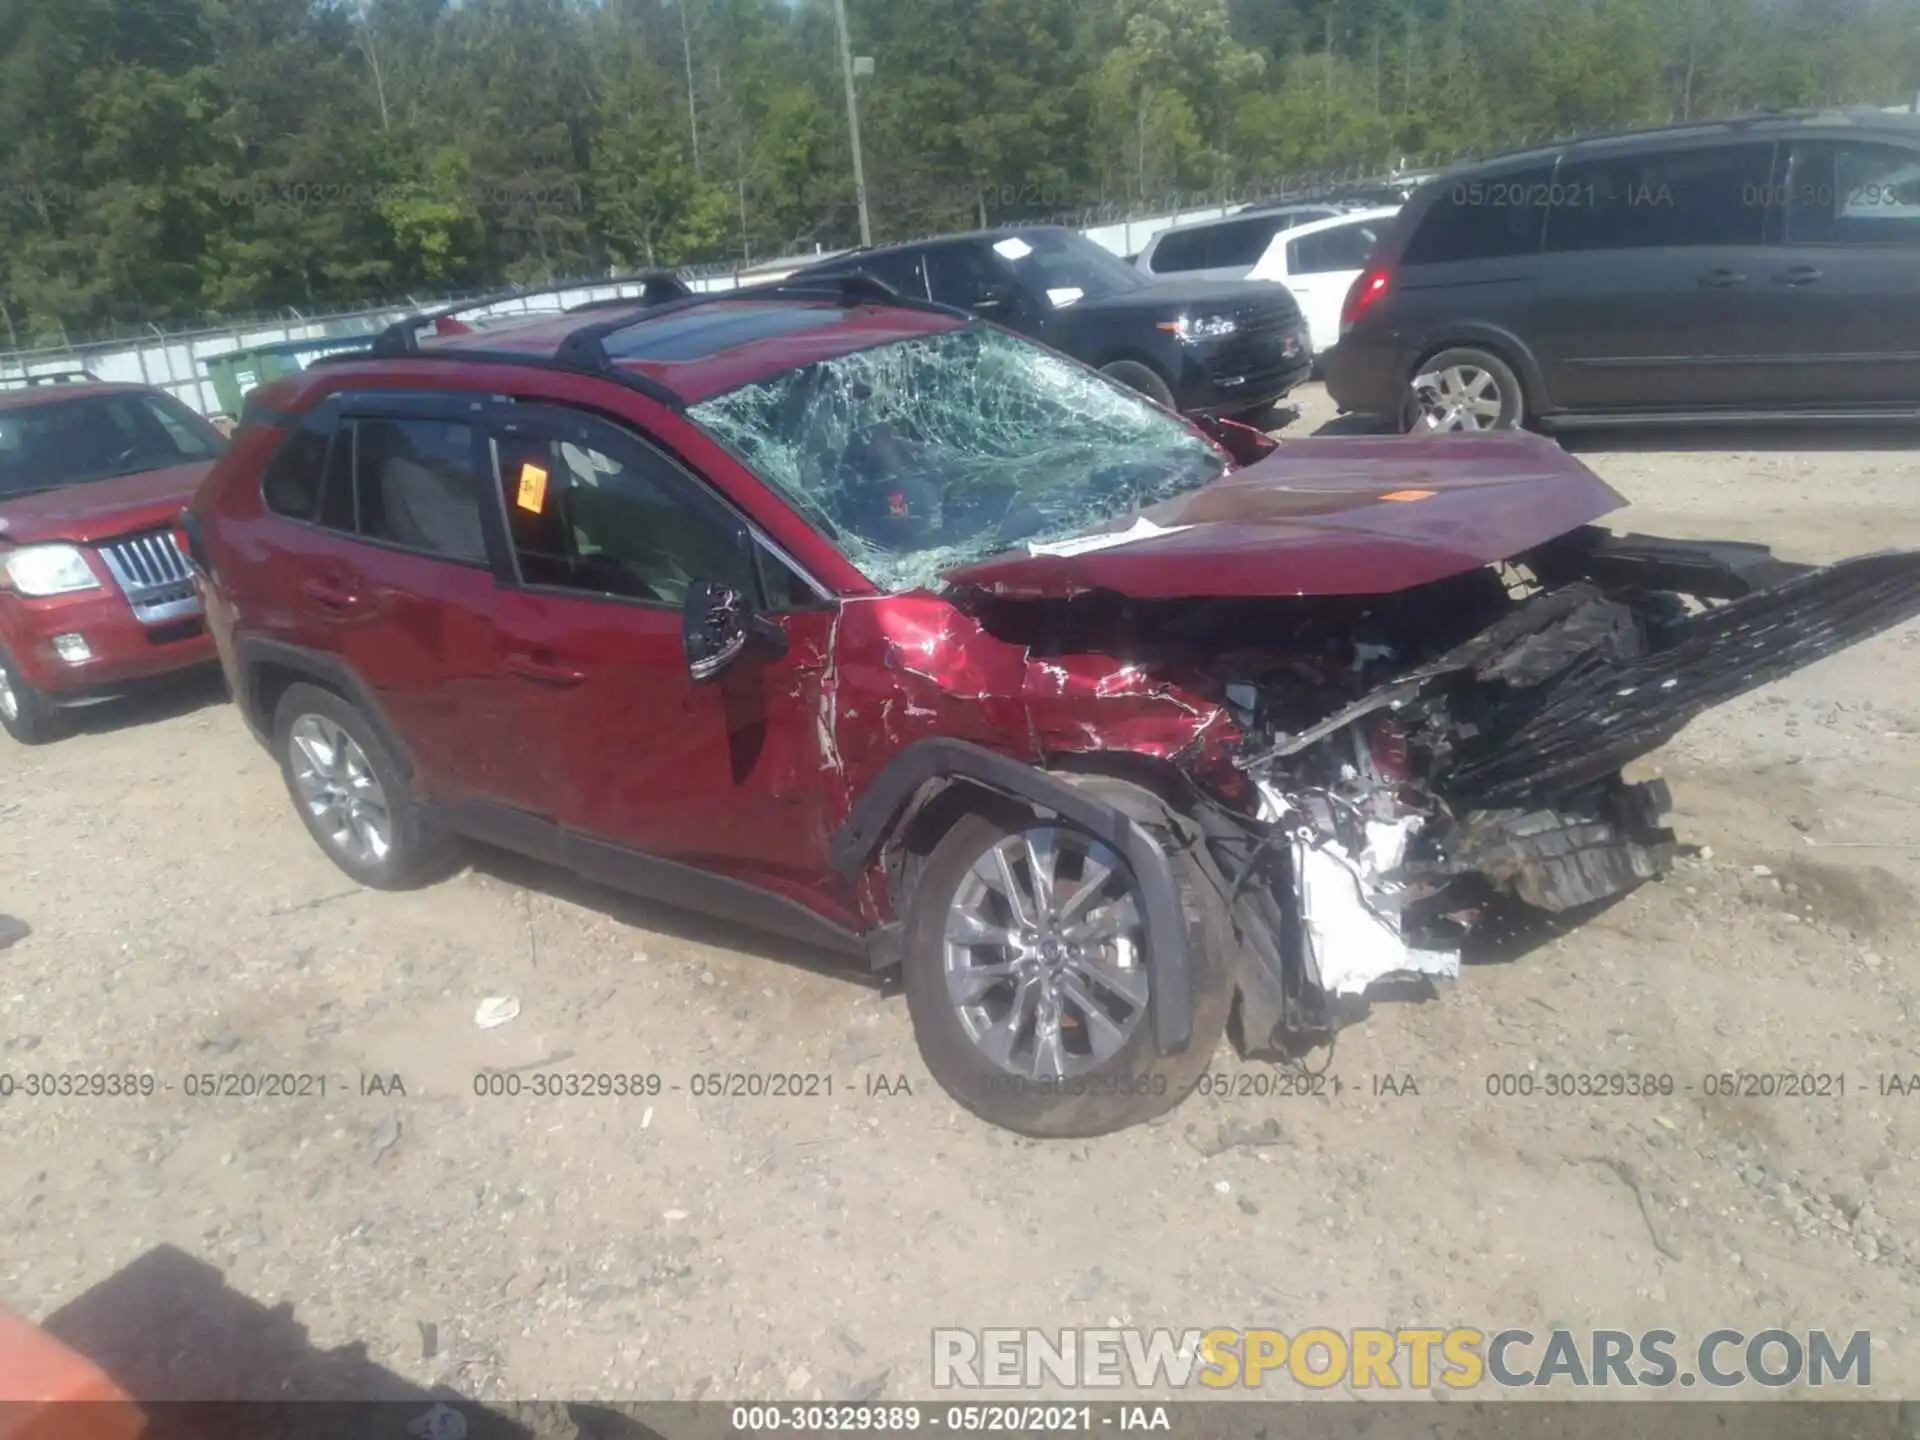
1273,205,1402,241
0,380,157,414
1429,106,1920,179
1150,202,1344,238
316,294,969,406
800,225,1079,265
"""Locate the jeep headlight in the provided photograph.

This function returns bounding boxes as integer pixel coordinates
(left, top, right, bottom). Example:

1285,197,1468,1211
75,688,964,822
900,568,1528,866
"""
1160,312,1240,344
2,544,101,597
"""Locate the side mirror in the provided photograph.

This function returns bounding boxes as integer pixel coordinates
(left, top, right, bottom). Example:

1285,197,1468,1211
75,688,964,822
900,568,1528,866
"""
682,580,787,684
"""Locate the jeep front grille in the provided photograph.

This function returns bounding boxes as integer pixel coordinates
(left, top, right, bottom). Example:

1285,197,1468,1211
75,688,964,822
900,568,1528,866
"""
96,529,201,625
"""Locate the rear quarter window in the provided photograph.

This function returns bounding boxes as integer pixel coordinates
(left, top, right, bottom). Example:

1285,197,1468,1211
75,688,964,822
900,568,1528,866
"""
1400,163,1557,265
260,423,330,521
1145,227,1211,274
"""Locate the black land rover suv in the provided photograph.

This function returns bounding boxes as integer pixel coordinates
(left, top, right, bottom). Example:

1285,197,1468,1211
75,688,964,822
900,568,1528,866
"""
792,226,1311,419
1324,107,1920,432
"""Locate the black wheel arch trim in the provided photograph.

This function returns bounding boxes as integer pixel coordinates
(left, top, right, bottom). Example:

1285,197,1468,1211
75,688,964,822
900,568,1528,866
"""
234,637,415,781
828,737,1195,1055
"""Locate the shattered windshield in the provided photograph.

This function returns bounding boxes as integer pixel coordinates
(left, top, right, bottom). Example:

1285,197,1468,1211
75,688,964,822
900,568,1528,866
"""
686,323,1230,591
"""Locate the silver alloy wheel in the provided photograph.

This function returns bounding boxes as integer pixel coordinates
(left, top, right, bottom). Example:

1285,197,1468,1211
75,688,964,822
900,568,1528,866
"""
0,664,17,723
942,825,1148,1080
287,714,393,867
1409,363,1505,431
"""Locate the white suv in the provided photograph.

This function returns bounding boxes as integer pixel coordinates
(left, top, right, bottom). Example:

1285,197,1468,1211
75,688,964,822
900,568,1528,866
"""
1245,205,1402,360
1133,204,1346,283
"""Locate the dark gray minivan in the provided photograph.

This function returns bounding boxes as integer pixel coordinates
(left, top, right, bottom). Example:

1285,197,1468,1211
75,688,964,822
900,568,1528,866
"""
1325,108,1920,431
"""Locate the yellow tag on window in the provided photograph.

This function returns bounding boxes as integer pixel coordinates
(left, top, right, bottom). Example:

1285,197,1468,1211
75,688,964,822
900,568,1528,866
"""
1379,488,1437,502
516,462,549,514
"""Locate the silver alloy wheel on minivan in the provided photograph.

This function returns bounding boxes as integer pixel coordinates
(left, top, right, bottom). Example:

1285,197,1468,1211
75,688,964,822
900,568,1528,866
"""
941,824,1149,1080
0,665,17,723
287,713,394,866
1409,362,1507,431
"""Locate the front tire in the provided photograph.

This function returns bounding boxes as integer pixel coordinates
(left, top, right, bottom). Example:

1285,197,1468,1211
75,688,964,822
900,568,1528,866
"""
1100,360,1179,411
0,647,66,746
272,682,458,889
902,797,1234,1138
1403,346,1525,432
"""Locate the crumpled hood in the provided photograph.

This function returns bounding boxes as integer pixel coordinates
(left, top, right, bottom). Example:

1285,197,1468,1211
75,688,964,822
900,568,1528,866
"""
943,431,1627,600
0,461,212,546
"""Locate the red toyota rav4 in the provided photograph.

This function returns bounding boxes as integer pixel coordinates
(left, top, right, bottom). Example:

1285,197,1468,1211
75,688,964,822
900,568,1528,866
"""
184,275,1920,1136
0,375,225,744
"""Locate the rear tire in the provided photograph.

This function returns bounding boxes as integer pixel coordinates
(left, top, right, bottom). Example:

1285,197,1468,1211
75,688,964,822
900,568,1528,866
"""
0,647,66,746
902,796,1234,1138
1100,360,1179,411
271,682,459,890
1403,346,1525,432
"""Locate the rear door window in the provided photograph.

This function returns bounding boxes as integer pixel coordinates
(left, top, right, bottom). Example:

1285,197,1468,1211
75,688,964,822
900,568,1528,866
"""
1289,220,1384,275
351,417,490,566
925,243,1015,307
1784,140,1920,247
1544,142,1775,251
839,250,931,298
1204,217,1282,269
260,422,330,521
1401,162,1557,264
1144,227,1211,274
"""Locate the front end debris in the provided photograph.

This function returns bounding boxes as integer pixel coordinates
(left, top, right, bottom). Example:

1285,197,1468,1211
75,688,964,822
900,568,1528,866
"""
1210,538,1920,1055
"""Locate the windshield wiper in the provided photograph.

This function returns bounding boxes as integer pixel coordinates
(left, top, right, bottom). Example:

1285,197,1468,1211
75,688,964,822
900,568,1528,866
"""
0,483,67,500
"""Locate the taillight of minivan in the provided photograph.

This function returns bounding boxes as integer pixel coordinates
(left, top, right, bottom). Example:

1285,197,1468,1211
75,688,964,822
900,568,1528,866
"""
1340,266,1391,336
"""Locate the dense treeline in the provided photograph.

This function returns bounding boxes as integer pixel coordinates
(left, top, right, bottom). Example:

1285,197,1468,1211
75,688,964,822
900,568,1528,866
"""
0,0,1915,343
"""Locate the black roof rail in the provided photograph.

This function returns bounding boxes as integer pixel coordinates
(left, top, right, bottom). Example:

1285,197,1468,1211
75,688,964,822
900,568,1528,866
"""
368,271,693,358
307,268,967,415
555,271,973,356
304,346,689,412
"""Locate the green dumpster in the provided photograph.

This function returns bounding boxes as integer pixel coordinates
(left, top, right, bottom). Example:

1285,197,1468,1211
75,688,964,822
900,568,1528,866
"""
202,334,375,419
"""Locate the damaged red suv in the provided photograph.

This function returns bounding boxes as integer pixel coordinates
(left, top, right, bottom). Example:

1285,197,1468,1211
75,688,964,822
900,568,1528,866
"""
0,375,226,744
185,275,1920,1137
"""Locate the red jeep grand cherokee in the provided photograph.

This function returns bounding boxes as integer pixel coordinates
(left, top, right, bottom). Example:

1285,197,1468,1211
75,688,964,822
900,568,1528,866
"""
0,377,225,744
185,275,1920,1136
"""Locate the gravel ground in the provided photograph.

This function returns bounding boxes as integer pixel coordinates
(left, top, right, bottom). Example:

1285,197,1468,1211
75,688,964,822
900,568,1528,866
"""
2,385,1918,1408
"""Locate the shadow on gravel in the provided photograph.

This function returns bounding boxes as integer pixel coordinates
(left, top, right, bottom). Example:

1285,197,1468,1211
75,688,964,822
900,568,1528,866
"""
1456,888,1645,968
60,665,230,741
33,1244,672,1437
466,846,892,994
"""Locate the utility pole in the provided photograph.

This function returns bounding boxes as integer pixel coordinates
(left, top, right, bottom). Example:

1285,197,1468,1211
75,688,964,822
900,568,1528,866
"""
832,0,872,246
679,0,701,176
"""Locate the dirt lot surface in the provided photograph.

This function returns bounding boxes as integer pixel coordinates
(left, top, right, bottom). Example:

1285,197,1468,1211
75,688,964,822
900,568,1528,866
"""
3,385,1918,1409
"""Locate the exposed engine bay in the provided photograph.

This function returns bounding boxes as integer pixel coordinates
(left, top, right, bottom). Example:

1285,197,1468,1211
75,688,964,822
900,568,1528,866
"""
966,527,1920,1057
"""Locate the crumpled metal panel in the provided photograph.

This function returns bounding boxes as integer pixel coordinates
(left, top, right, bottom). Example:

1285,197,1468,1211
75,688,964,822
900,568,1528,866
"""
820,593,1243,919
945,430,1626,600
1446,549,1920,806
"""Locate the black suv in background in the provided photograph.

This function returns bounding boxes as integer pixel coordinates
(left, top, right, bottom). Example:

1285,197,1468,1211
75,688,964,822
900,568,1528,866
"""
1325,108,1920,432
792,226,1311,418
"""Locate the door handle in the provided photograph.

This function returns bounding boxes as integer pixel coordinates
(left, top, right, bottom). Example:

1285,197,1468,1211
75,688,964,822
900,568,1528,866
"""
1773,265,1823,286
300,576,361,613
504,652,587,687
1697,268,1746,288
